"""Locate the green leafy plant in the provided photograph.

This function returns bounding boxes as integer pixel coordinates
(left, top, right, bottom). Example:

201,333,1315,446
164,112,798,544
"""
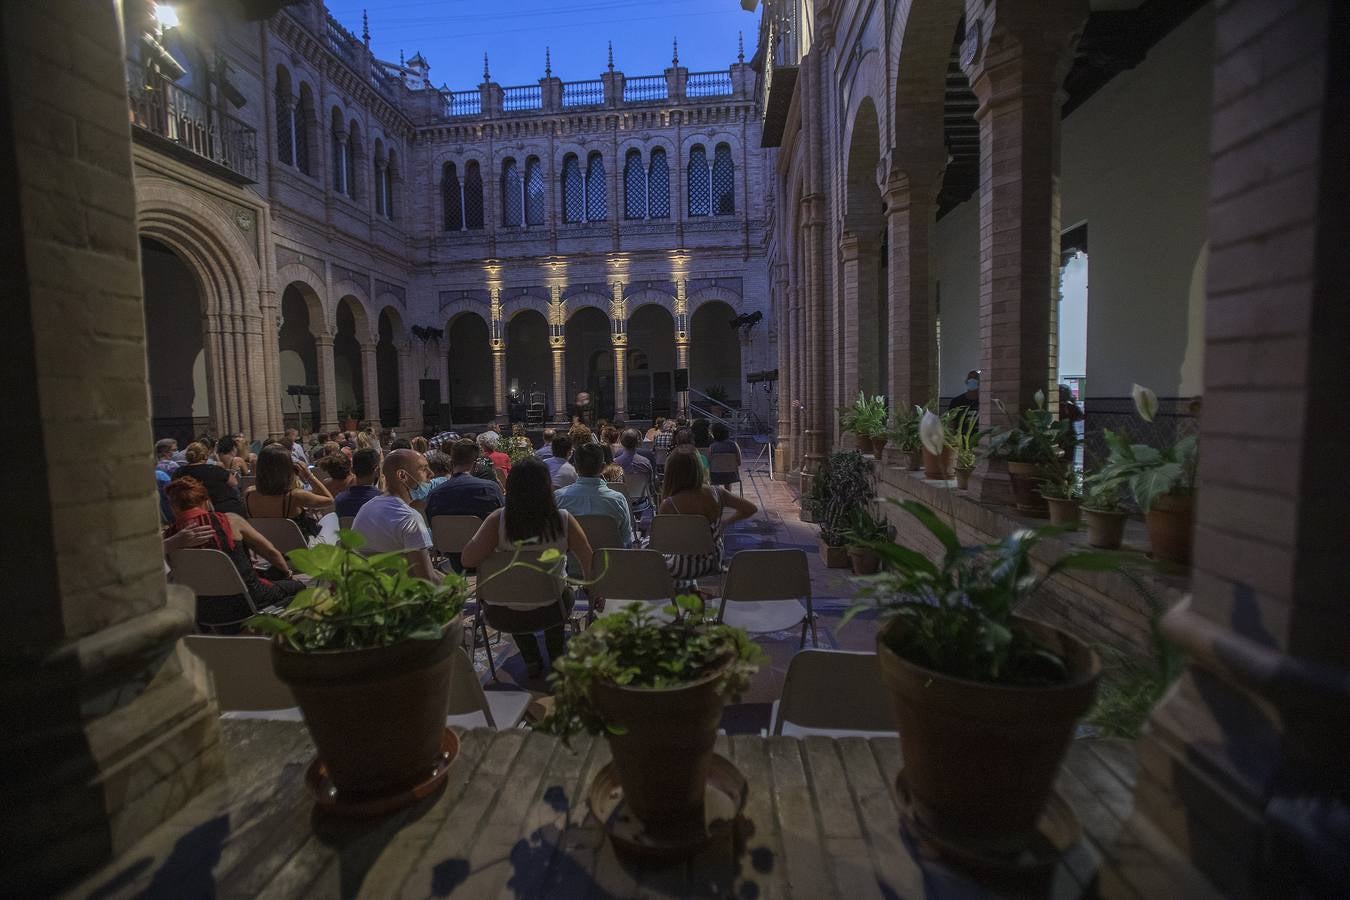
1085,571,1183,738
537,598,765,742
888,404,923,452
946,405,983,467
1038,464,1083,501
505,438,535,465
842,504,891,548
845,500,1126,685
1093,385,1198,512
817,450,877,547
1081,474,1126,512
248,530,470,651
987,391,1073,466
840,392,888,438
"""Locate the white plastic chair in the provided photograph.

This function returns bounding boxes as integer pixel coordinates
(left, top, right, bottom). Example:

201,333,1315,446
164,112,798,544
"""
168,548,276,632
717,548,817,647
445,646,530,729
590,548,677,620
181,634,301,720
648,513,716,556
576,513,623,551
709,451,742,494
769,650,896,738
431,514,497,668
248,517,307,555
476,550,570,681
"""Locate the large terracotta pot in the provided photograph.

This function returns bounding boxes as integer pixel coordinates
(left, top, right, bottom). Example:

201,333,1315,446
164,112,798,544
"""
589,662,730,838
799,502,817,524
847,545,881,576
273,616,463,799
906,449,924,471
922,446,956,480
954,467,973,491
1005,461,1048,516
1146,493,1193,565
1082,508,1129,549
854,434,874,454
877,617,1099,853
819,540,851,569
1045,497,1082,528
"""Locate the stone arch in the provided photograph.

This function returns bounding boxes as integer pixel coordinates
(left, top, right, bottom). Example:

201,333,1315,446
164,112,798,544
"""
844,96,885,233
889,0,966,159
376,301,406,338
276,263,328,335
330,279,374,341
446,310,494,422
687,285,741,315
680,131,744,158
503,292,552,322
626,287,675,316
564,291,612,321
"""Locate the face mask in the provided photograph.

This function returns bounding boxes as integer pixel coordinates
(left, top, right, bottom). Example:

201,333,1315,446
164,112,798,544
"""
966,378,980,392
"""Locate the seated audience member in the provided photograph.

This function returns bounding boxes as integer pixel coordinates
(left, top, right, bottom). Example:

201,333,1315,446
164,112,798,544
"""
410,449,453,506
411,436,430,454
536,428,557,460
554,442,634,548
567,422,593,451
389,437,413,451
229,434,254,475
692,418,713,449
243,444,334,541
163,476,302,632
155,438,180,474
351,449,442,583
707,421,742,486
658,448,757,583
172,438,243,515
601,425,623,459
315,452,355,496
644,418,663,444
615,428,657,509
545,434,577,489
283,427,309,466
472,455,505,489
356,431,380,452
334,448,383,519
155,467,173,523
460,457,595,679
426,440,505,521
602,463,625,485
479,431,512,479
652,419,676,453
509,423,532,453
672,425,709,475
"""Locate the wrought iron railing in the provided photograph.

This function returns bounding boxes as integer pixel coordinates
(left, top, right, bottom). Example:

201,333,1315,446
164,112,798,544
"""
562,79,604,108
125,59,257,182
502,84,543,112
623,75,668,102
444,89,482,118
686,71,733,98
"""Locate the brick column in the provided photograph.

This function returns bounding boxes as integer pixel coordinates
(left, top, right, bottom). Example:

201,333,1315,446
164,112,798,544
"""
549,285,567,423
1132,3,1350,894
884,166,942,409
436,342,451,426
801,194,830,477
674,278,690,417
489,287,506,425
359,342,379,426
396,340,417,430
961,0,1088,502
259,286,284,436
774,269,791,477
839,231,882,415
610,280,627,421
314,333,338,431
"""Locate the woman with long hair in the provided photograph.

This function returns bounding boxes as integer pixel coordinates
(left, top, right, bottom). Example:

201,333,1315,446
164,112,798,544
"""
243,444,334,541
461,456,595,680
658,447,757,584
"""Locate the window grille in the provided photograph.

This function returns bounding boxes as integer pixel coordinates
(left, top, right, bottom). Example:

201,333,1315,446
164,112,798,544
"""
586,152,607,221
294,89,310,174
712,143,735,216
624,149,646,220
688,145,710,217
384,162,396,220
648,148,670,219
346,125,359,200
464,160,484,229
525,157,545,226
562,155,584,223
501,158,523,227
332,131,345,193
374,155,385,216
274,74,293,165
443,163,462,231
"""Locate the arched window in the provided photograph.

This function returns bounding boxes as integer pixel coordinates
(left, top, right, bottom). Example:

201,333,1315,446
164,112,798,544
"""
562,154,584,223
501,158,522,227
346,121,360,200
443,162,463,231
274,66,293,166
295,83,313,175
464,160,484,229
648,148,670,219
712,143,735,216
385,149,398,220
586,152,607,221
331,107,346,194
525,156,545,226
624,148,646,220
687,144,710,217
373,139,386,216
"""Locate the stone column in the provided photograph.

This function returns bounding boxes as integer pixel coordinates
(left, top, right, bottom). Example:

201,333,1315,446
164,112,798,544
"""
259,287,284,436
801,194,830,478
960,0,1088,502
839,231,881,416
673,278,690,418
609,280,627,421
884,166,942,410
489,286,506,425
396,340,417,430
436,342,451,427
549,285,567,423
360,342,379,426
774,270,791,477
315,333,338,431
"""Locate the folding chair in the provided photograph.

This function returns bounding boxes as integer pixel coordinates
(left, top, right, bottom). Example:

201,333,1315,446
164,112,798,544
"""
432,514,497,665
338,515,355,530
717,548,817,648
620,467,655,535
709,452,743,494
769,650,895,737
248,517,308,555
168,548,275,633
237,475,256,493
648,513,720,593
445,646,530,730
590,548,678,621
575,513,623,550
748,435,774,476
476,550,571,682
181,634,301,720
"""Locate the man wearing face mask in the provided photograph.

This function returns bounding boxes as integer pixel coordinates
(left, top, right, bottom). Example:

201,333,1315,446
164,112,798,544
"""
948,370,980,428
351,449,442,583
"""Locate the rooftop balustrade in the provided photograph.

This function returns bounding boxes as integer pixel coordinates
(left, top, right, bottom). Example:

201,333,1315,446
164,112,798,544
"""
125,58,257,183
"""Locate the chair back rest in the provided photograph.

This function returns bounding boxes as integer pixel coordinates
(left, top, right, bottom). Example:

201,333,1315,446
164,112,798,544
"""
237,475,256,493
774,650,893,735
576,513,623,550
653,447,668,467
591,548,676,601
168,548,251,599
709,452,740,476
445,646,493,724
338,516,355,530
249,517,307,555
476,551,562,609
621,467,651,502
182,635,297,711
648,514,716,556
723,549,810,602
431,515,483,554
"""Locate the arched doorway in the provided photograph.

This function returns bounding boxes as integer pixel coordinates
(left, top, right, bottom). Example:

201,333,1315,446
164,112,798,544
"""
279,284,321,431
845,98,888,402
377,309,401,427
334,297,366,425
506,309,552,423
565,306,613,419
689,300,743,410
140,236,208,444
448,312,493,423
626,304,676,420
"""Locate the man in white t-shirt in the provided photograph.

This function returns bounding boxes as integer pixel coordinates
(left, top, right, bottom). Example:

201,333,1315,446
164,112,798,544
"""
352,449,442,583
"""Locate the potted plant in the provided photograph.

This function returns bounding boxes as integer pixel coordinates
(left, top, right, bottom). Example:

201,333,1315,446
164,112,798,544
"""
1080,476,1130,549
948,407,982,489
848,500,1120,867
916,405,960,480
248,531,470,806
840,392,887,454
987,391,1073,516
817,450,876,568
539,600,764,850
843,505,891,576
1038,464,1083,527
1094,385,1198,565
888,405,923,470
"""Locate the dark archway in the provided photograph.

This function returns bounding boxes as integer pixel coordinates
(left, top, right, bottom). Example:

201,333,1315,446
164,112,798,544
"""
334,298,365,423
565,306,613,419
626,304,676,420
140,236,207,444
506,309,552,422
377,309,400,427
689,300,743,408
448,312,493,422
845,97,888,401
279,284,320,431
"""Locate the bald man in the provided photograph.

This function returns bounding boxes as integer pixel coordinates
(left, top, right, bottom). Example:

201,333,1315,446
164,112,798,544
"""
351,449,442,583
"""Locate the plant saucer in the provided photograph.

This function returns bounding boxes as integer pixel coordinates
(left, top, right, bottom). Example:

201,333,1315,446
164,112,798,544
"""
306,727,458,818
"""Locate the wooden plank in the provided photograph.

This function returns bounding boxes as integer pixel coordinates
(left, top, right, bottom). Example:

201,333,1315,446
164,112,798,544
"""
801,737,884,900
727,734,788,900
581,737,643,900
1086,738,1140,788
673,733,743,899
1064,742,1135,823
535,736,617,899
767,737,834,899
836,737,924,899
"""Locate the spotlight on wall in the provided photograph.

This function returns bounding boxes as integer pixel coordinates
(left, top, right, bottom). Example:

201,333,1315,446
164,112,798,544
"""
728,311,763,331
153,2,180,31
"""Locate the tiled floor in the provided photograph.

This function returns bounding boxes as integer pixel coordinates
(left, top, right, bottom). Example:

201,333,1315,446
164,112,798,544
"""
474,466,882,734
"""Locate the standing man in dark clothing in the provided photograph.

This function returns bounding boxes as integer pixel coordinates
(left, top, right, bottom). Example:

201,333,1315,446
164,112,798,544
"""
948,369,980,426
334,448,383,518
425,439,505,571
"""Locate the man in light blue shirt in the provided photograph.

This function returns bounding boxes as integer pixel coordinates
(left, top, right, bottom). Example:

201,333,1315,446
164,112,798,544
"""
554,442,633,547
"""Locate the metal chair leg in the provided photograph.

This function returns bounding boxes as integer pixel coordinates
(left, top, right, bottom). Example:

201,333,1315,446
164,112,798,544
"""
479,613,498,680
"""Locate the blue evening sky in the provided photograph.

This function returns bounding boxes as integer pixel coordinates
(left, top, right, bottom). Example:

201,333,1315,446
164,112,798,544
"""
325,0,760,92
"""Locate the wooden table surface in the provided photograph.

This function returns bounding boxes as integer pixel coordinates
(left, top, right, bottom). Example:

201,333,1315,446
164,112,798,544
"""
68,721,1219,899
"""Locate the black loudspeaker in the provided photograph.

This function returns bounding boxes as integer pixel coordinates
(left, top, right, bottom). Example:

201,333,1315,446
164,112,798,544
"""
674,368,689,392
420,380,441,428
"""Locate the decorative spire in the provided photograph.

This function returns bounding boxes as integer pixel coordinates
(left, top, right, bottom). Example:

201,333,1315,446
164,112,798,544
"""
361,9,369,46
738,31,744,64
672,36,679,67
483,52,490,82
399,49,405,66
607,40,614,73
545,46,552,78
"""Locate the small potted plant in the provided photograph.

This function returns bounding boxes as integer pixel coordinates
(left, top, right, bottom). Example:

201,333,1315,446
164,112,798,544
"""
947,407,982,489
987,391,1073,516
1080,476,1130,549
888,405,923,470
847,500,1120,868
539,600,764,850
249,531,470,806
1038,464,1083,527
816,450,876,568
843,505,891,576
839,392,887,454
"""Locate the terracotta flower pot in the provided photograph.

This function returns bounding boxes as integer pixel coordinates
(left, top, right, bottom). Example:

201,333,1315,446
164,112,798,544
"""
1146,493,1193,565
272,616,463,800
1082,508,1129,549
1005,461,1049,516
847,545,881,576
855,434,874,454
877,617,1099,856
1045,497,1082,528
589,662,730,839
922,446,956,480
906,449,924,471
954,467,973,490
819,540,851,569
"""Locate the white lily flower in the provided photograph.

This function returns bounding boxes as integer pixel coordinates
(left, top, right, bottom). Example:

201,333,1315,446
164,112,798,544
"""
920,410,945,456
1034,389,1045,409
1132,383,1158,422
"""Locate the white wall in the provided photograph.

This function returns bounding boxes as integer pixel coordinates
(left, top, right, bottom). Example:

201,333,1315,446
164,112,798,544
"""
934,198,980,401
1059,252,1089,380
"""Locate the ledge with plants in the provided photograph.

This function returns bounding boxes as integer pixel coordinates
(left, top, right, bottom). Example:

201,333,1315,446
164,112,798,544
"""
815,449,877,568
987,390,1074,516
839,391,889,455
887,404,923,470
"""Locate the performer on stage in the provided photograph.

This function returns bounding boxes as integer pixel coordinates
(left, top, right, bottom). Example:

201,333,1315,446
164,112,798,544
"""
571,390,596,430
